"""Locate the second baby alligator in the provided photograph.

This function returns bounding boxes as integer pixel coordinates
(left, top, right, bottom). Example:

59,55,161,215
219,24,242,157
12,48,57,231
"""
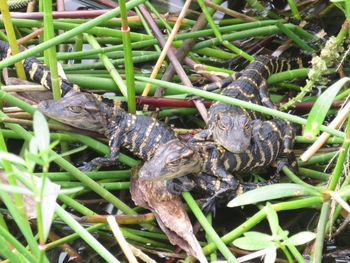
139,118,296,198
195,55,304,153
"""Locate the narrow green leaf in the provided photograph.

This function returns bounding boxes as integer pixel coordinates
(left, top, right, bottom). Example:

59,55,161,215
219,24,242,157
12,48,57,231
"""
0,151,26,166
228,183,321,207
39,177,60,242
283,231,316,246
303,77,350,139
265,203,279,237
244,231,272,240
338,185,350,197
33,111,50,151
59,187,84,195
233,233,274,250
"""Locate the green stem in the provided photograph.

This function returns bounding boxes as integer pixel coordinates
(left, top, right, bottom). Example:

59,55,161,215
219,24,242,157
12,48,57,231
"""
312,201,330,263
182,192,238,263
118,0,136,113
0,0,148,69
43,0,60,99
55,205,121,263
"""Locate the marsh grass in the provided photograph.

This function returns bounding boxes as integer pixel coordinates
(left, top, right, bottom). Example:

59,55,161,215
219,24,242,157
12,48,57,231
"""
0,0,349,262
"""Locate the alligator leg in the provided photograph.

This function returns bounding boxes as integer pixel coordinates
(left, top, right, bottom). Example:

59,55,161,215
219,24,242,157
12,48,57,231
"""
188,129,212,143
199,72,241,92
259,79,275,109
79,137,121,171
79,152,119,172
187,72,241,101
281,122,298,173
207,147,239,186
166,176,196,195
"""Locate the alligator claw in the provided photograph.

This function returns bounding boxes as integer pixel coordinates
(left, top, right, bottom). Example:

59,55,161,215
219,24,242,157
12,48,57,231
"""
201,188,237,216
186,94,204,101
166,177,196,195
200,197,217,216
78,162,97,172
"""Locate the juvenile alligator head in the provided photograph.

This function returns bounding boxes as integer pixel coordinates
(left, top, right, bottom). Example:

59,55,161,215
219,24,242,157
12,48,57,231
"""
37,90,109,134
139,139,203,181
211,111,252,153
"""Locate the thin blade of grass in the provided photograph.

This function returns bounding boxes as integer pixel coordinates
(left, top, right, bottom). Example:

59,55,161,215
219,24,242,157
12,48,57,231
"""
228,184,321,207
303,77,350,139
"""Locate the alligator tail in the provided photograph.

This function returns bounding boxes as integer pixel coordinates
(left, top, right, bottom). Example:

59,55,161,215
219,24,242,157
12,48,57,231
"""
0,39,77,96
8,0,33,10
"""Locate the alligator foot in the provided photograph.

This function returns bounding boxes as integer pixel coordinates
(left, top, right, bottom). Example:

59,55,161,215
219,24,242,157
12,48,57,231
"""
78,162,98,172
276,159,298,174
201,188,237,215
166,177,196,195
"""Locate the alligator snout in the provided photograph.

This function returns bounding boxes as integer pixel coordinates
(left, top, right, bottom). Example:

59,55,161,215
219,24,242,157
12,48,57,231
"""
138,166,156,181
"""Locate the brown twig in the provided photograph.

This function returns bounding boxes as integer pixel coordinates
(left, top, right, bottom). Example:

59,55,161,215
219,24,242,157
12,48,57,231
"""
48,231,84,263
17,28,44,45
142,0,193,95
204,0,256,22
153,4,222,98
138,4,191,86
79,213,155,224
0,117,103,138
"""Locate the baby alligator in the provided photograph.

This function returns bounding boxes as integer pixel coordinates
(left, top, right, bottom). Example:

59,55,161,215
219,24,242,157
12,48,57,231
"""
0,40,78,95
139,119,296,197
37,90,283,202
38,90,177,170
194,55,304,153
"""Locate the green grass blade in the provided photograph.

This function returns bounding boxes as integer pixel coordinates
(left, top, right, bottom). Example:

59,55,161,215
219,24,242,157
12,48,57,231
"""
303,77,350,139
227,184,321,207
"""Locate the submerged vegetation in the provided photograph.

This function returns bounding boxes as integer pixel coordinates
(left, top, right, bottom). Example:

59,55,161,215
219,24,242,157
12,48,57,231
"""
0,0,350,262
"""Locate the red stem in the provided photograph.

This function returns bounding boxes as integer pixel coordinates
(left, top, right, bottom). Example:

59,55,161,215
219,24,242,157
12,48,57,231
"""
136,96,344,110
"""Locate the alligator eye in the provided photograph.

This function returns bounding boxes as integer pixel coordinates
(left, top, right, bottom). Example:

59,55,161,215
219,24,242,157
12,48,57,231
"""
243,118,250,130
67,105,82,113
167,158,182,165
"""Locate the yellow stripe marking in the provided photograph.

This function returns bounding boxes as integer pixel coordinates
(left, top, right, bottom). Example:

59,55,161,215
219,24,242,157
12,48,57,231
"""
244,68,264,79
240,76,259,89
40,70,49,89
29,62,39,80
139,119,156,157
254,60,271,75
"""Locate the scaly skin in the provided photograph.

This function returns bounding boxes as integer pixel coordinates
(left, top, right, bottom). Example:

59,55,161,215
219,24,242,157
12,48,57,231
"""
0,40,78,95
194,56,304,153
38,90,177,170
139,118,296,192
37,90,296,210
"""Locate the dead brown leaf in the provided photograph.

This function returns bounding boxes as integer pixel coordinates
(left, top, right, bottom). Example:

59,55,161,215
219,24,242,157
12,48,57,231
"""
130,172,208,263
